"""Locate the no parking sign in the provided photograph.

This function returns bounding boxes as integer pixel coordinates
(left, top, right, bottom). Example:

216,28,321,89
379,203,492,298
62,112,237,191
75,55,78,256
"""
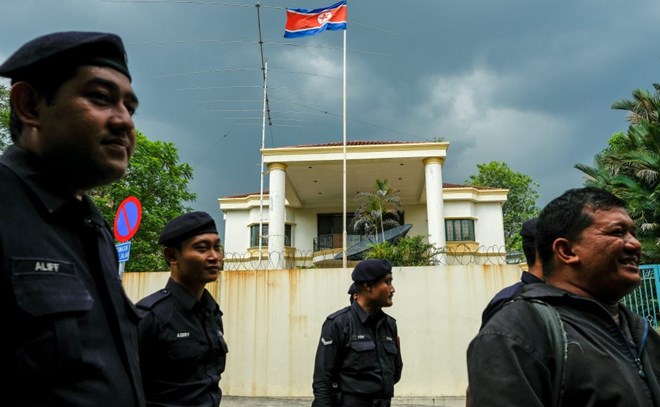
114,196,142,243
114,196,141,279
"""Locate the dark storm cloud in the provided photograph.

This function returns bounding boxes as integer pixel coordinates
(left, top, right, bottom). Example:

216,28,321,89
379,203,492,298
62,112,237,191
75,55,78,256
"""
2,0,659,237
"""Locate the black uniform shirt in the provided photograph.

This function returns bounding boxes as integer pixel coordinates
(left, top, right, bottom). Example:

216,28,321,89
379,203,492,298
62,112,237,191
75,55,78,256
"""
137,278,229,407
0,145,144,406
312,300,403,406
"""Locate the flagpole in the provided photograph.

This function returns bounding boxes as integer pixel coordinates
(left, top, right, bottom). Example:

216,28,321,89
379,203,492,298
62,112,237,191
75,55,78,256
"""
259,61,267,267
342,22,347,271
256,2,268,268
283,0,348,269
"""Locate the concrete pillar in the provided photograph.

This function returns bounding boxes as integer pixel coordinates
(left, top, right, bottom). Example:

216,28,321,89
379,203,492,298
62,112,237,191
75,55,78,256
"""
267,162,287,269
423,157,445,258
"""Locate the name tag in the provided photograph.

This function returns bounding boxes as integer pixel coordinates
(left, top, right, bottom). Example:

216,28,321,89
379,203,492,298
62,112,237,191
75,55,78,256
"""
11,258,74,275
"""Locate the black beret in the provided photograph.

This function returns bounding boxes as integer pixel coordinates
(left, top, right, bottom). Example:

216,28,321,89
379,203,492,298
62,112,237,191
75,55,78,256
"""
351,259,392,283
0,31,131,81
519,218,538,243
347,283,357,295
159,211,218,246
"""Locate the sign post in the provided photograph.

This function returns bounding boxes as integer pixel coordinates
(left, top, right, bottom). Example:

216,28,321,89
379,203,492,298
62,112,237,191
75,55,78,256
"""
114,196,142,279
115,241,132,279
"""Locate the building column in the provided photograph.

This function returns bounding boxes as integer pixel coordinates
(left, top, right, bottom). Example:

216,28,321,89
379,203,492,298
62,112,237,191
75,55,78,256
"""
267,162,287,269
423,157,445,256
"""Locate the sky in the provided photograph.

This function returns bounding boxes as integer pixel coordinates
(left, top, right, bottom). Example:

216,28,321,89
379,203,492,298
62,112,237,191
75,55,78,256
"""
1,0,659,239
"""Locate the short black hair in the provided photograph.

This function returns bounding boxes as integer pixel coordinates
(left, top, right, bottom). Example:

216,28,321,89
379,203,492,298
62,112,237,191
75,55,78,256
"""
519,218,538,267
536,187,627,275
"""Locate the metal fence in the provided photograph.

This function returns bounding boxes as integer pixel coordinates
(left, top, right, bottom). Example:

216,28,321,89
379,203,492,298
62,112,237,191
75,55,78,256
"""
622,264,660,329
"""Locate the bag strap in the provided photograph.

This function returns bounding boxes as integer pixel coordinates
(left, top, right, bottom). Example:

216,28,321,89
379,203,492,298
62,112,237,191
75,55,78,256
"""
523,299,568,407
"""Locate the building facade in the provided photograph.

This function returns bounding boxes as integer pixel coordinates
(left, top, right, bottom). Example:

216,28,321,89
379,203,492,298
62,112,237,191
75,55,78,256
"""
218,141,508,269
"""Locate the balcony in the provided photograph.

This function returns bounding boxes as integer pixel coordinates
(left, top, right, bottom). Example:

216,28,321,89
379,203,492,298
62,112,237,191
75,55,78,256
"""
313,233,370,251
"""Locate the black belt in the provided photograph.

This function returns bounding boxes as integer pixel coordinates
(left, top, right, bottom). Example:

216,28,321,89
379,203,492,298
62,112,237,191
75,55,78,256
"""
341,394,391,407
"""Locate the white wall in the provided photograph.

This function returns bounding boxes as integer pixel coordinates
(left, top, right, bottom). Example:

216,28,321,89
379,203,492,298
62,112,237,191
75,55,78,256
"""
444,200,476,219
123,264,521,398
292,208,324,252
400,204,428,240
474,202,506,248
223,211,250,253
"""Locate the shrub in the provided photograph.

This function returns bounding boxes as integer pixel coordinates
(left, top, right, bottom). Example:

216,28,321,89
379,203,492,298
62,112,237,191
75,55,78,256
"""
364,235,435,266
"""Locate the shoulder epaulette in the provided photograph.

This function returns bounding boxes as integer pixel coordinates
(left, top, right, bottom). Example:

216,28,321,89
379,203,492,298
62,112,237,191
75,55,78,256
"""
136,288,171,310
327,306,351,320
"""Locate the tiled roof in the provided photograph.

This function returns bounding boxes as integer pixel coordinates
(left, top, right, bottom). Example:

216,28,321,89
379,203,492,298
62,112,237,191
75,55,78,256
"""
289,140,423,148
224,191,269,199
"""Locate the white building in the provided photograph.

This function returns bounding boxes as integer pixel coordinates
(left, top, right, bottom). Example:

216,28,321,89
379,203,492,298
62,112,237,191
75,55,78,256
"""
218,141,508,269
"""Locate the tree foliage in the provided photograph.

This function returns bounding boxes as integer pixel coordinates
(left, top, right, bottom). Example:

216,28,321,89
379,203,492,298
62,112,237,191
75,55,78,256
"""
89,131,196,271
575,83,660,263
365,235,437,266
351,178,402,242
466,161,540,252
0,83,11,151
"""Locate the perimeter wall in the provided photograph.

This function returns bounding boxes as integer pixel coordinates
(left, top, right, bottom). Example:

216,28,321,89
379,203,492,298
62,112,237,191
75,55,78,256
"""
122,264,521,398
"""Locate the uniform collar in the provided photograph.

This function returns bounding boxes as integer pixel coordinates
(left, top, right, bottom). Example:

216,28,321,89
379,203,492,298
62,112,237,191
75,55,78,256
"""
519,282,577,300
165,278,219,314
351,299,385,324
0,145,104,224
521,271,544,285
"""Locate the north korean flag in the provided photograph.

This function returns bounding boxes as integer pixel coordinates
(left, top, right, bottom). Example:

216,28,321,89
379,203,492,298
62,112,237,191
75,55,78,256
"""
284,1,347,39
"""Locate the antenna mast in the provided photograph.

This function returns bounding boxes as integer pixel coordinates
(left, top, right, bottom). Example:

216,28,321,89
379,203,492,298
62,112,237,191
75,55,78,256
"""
256,2,271,267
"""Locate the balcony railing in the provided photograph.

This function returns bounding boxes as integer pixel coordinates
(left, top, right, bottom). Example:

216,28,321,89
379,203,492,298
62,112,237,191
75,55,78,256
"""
313,233,372,251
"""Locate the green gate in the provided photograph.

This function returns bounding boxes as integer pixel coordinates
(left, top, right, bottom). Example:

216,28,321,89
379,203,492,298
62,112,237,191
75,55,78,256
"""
621,264,660,329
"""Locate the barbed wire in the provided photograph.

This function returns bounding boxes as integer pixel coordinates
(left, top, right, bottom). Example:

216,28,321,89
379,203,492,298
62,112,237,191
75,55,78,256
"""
221,244,520,271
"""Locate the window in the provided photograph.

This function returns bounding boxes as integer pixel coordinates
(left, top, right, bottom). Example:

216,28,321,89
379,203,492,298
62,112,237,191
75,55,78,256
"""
317,213,354,237
250,224,292,247
445,219,475,241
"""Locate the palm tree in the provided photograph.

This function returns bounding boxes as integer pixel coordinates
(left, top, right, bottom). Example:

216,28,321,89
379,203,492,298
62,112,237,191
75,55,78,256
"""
575,83,660,262
351,179,402,243
611,84,660,124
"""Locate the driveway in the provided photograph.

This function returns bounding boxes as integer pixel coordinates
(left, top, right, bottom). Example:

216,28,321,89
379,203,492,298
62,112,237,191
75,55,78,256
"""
221,396,466,407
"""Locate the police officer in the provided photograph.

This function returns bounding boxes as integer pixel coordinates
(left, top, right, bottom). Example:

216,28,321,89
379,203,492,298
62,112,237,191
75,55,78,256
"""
137,211,229,407
313,259,403,407
0,32,143,406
